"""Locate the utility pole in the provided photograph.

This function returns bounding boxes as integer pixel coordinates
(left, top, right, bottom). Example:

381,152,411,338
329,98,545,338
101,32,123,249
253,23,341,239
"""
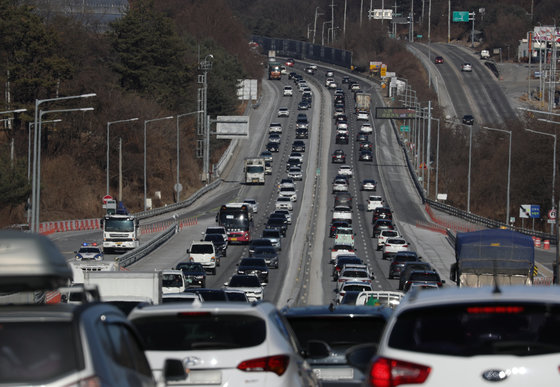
343,0,347,38
448,0,451,43
330,0,335,44
428,0,432,88
410,0,414,42
313,7,323,44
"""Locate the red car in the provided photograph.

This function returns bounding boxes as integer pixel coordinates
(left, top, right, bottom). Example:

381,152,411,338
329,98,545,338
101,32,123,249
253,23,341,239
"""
285,58,295,67
434,56,444,64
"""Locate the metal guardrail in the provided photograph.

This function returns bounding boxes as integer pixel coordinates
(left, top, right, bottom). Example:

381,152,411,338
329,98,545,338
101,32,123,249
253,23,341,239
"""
117,223,178,267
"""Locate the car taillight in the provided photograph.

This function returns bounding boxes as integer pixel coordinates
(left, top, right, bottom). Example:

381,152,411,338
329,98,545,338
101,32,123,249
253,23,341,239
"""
403,244,408,248
369,357,430,386
237,355,290,376
336,266,342,271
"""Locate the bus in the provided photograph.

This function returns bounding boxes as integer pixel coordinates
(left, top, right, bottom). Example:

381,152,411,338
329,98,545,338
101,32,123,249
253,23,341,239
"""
216,203,252,243
268,62,282,80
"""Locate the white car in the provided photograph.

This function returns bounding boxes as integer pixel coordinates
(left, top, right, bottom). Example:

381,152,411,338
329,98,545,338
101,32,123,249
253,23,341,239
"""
367,195,384,211
278,178,296,189
325,78,335,87
289,152,304,163
328,82,338,89
283,86,293,96
357,111,369,120
337,267,373,291
161,269,186,294
187,241,217,274
277,107,290,117
224,274,264,301
288,167,303,181
129,301,319,386
461,62,472,72
359,123,373,134
275,196,293,211
74,243,103,261
382,237,409,260
279,186,297,201
332,178,349,193
351,286,560,387
334,226,355,247
377,229,401,250
337,281,373,304
330,244,356,263
269,122,283,134
337,165,353,177
243,198,258,214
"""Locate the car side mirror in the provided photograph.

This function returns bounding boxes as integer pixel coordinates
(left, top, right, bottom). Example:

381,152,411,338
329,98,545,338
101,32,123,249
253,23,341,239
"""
74,251,77,254
162,358,187,382
224,282,229,286
345,343,378,373
186,249,190,254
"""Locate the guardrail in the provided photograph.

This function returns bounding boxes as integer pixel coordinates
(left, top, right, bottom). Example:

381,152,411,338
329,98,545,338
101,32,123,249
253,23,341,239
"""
117,223,178,267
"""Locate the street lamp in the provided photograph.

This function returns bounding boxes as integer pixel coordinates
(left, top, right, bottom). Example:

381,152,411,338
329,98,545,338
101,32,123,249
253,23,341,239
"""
30,92,96,233
144,116,174,211
106,117,139,196
322,21,332,46
32,107,94,232
482,126,512,225
176,110,202,202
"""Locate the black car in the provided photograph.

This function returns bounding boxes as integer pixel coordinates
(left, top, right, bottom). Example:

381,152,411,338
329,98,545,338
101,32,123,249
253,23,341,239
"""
332,149,346,163
296,128,309,139
248,238,274,256
286,158,301,172
265,217,287,236
359,149,373,161
403,270,444,292
388,251,421,279
202,233,227,257
237,257,269,283
342,76,351,84
266,142,280,152
398,261,433,290
329,220,351,238
292,140,306,152
251,246,280,269
356,133,368,142
298,100,310,110
282,305,392,386
336,133,349,144
175,261,207,287
372,206,392,223
372,219,395,237
462,114,474,125
359,141,373,151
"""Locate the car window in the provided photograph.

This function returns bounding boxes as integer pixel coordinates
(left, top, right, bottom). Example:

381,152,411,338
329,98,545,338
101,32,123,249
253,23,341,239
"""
389,303,560,356
190,244,213,254
230,276,261,287
104,322,153,377
133,314,266,350
162,274,183,287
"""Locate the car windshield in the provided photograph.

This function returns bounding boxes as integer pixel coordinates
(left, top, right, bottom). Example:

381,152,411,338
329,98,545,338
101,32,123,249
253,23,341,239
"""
78,248,100,254
341,270,368,278
409,272,440,281
240,259,267,267
262,230,280,238
190,244,214,254
0,321,80,383
229,276,261,287
389,303,560,356
342,284,371,292
133,314,266,350
204,235,223,243
162,274,183,287
253,246,277,255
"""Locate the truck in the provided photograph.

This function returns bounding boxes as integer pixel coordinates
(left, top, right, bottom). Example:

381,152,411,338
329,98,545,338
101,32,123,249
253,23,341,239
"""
101,212,140,253
355,93,371,113
480,49,490,59
244,157,266,184
268,62,282,80
83,270,162,305
450,229,535,287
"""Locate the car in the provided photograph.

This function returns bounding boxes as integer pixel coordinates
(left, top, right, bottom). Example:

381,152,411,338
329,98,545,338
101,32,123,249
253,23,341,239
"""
183,288,228,301
335,132,349,144
434,56,444,64
462,114,474,125
224,274,264,301
268,133,281,143
130,301,319,386
388,251,421,279
377,229,401,250
356,132,368,142
334,192,353,209
161,269,186,294
224,290,249,302
372,219,395,237
398,261,434,290
361,179,377,191
337,164,353,177
358,149,373,161
333,107,345,118
274,209,293,224
297,81,309,92
0,231,184,387
292,140,306,152
288,71,298,80
356,111,369,120
334,226,355,247
298,100,310,110
351,83,361,91
359,141,373,151
251,246,280,269
296,115,309,129
175,261,206,287
261,228,282,251
350,286,560,387
269,122,283,134
264,161,272,174
283,86,293,96
305,66,315,74
282,305,392,386
403,270,444,292
372,206,392,222
74,242,103,261
237,257,269,284
332,206,353,224
285,58,295,67
337,266,374,290
461,62,472,72
330,243,356,263
279,186,297,201
260,150,273,162
243,198,258,214
290,151,304,163
278,177,295,189
367,195,384,211
328,81,338,89
286,158,301,172
249,238,274,255
359,123,373,134
332,255,364,280
341,76,351,84
336,281,373,304
296,127,309,139
382,237,410,260
326,70,334,77
187,241,218,274
202,233,228,257
266,142,279,152
288,167,303,180
266,216,288,236
332,178,349,193
203,226,228,243
329,220,351,238
331,149,346,163
278,107,290,117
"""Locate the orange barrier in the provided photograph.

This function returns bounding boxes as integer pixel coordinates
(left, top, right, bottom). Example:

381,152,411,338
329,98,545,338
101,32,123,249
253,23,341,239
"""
534,237,542,248
544,239,550,250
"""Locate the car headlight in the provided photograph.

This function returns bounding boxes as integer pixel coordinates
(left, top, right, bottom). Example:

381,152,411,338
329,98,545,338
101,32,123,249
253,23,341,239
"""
75,255,82,261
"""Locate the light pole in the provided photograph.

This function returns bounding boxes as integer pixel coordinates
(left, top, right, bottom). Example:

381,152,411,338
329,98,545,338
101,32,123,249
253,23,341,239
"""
30,92,96,233
313,7,323,44
176,110,202,202
432,118,440,199
482,126,512,224
526,127,557,231
322,21,332,46
144,116,174,211
106,117,138,196
33,107,94,232
449,119,473,212
0,108,27,165
199,54,213,184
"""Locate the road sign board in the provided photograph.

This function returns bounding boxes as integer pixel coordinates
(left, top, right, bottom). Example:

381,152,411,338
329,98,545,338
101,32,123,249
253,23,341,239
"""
453,11,469,22
174,183,183,193
549,208,557,220
519,204,531,219
103,195,113,204
530,205,541,218
400,125,410,132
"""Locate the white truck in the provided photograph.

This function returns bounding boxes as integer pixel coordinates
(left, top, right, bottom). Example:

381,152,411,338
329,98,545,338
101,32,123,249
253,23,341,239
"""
480,49,490,59
355,93,371,113
244,157,266,185
101,213,140,253
83,270,162,305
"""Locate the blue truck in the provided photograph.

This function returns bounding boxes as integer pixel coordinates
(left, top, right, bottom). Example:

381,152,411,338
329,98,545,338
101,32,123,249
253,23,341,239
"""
450,229,535,287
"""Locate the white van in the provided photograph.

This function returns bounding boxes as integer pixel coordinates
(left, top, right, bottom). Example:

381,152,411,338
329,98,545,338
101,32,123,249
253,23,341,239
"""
187,241,217,274
161,270,186,294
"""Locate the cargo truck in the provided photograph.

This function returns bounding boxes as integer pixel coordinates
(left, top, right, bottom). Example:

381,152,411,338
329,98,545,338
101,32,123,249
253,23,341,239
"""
450,229,535,287
83,270,162,304
355,93,371,113
244,157,266,184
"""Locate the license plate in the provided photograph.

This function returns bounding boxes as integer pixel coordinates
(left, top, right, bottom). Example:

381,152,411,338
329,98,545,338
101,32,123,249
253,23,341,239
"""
231,237,238,241
116,242,122,246
313,367,354,380
186,370,222,384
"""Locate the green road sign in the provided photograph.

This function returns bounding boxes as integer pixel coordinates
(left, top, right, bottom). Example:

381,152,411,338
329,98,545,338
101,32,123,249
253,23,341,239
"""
400,125,410,132
416,34,423,38
453,11,469,22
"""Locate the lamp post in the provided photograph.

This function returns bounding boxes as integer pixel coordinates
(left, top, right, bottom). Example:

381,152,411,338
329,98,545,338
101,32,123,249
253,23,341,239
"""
525,127,557,232
199,54,213,184
322,21,332,46
106,117,138,196
144,116,174,211
30,93,95,233
176,110,202,202
313,7,323,44
482,126,512,224
432,118,440,199
32,107,94,232
449,119,473,212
